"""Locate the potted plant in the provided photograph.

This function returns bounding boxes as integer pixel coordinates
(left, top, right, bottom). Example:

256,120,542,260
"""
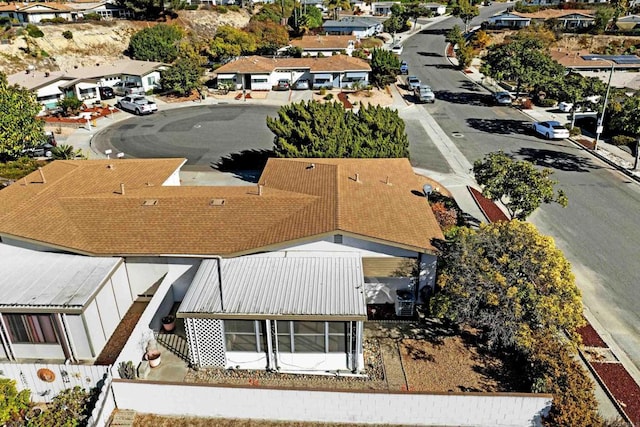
145,340,161,368
161,314,176,332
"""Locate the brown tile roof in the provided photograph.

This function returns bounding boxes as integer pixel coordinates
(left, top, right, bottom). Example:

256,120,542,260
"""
215,55,371,75
549,48,640,69
513,9,594,19
0,158,442,256
291,35,355,50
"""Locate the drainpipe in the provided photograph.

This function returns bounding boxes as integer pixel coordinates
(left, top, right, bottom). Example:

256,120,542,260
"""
0,314,16,361
59,313,79,363
212,255,224,312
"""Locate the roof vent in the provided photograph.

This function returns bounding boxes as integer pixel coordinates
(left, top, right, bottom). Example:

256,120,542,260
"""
355,173,361,183
142,199,158,206
210,199,225,206
307,163,315,169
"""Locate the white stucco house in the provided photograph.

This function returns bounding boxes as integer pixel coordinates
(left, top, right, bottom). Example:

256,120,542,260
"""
485,9,595,29
214,55,371,90
323,16,383,38
7,60,167,109
0,1,130,24
0,158,443,373
287,35,357,57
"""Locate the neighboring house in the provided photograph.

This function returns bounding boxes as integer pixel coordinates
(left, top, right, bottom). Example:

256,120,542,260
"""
372,1,400,16
485,9,595,29
0,244,132,363
520,0,606,5
7,59,166,109
0,157,443,374
550,49,640,89
323,16,383,37
0,0,129,23
214,55,371,90
616,14,640,30
288,35,356,57
423,2,446,16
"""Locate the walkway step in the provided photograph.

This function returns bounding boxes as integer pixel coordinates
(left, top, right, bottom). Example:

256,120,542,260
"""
109,409,136,426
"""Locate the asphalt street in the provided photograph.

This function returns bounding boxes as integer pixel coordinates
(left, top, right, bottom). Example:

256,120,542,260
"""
407,7,640,375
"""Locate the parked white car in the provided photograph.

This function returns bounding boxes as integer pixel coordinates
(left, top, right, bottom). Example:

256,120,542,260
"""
557,102,574,113
406,75,421,91
391,45,403,55
116,95,158,115
414,85,435,103
532,121,570,140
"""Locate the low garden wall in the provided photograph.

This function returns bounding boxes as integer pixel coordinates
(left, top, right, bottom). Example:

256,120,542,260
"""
112,380,552,427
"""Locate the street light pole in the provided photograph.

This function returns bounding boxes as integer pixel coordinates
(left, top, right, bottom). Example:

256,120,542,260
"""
593,59,615,151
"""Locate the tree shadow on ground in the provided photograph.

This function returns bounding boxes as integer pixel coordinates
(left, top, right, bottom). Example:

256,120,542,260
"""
419,28,447,36
436,90,492,107
515,147,600,173
212,148,274,182
416,51,444,57
433,63,456,70
459,81,483,92
466,117,532,135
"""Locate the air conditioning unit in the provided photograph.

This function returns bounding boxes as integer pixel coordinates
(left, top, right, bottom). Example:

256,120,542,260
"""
395,289,415,317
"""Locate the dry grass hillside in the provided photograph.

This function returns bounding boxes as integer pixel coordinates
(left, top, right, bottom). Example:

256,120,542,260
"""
0,9,249,75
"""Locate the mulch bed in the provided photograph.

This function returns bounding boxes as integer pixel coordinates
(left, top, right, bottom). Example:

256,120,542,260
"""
591,362,640,425
43,106,119,124
574,138,596,150
577,322,608,348
467,186,508,223
337,92,353,109
95,302,147,365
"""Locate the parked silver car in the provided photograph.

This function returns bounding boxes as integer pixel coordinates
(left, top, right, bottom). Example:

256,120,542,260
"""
414,85,435,103
116,95,158,115
406,76,421,91
112,81,145,96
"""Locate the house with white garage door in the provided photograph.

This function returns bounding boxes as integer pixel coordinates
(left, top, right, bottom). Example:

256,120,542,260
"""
0,158,443,373
214,55,371,90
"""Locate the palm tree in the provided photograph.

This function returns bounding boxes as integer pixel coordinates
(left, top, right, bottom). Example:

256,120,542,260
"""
324,0,351,20
51,144,84,160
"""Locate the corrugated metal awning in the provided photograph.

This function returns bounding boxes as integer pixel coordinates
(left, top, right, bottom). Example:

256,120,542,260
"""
178,255,367,319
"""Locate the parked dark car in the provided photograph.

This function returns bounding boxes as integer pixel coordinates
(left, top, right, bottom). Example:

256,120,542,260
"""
98,86,115,100
21,132,57,158
274,79,291,91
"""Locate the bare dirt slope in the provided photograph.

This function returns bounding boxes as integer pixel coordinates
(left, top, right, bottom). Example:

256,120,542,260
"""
0,10,249,75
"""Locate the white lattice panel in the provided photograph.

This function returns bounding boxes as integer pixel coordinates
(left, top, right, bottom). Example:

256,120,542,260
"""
185,318,226,368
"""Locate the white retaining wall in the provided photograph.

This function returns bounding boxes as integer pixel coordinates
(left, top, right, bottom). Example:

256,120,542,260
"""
112,380,552,427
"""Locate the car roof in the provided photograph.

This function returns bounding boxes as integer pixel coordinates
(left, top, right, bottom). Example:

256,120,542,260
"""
541,121,561,126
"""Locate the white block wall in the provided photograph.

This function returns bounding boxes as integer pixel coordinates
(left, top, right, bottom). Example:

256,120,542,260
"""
112,381,552,426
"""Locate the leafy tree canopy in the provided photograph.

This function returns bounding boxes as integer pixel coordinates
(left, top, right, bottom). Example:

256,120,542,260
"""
473,151,567,220
116,0,164,17
608,93,640,137
128,24,183,63
161,56,203,96
0,72,45,161
245,20,290,55
480,36,564,96
431,220,585,350
266,101,409,158
208,25,256,61
370,48,401,88
452,0,479,33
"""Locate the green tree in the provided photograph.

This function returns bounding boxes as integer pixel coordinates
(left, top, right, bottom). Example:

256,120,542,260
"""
455,41,474,69
57,96,83,117
208,25,256,61
452,0,479,33
324,0,351,19
473,151,568,220
289,4,323,34
0,72,45,160
593,6,615,34
554,73,606,128
480,36,564,97
431,220,585,350
116,0,163,18
445,24,464,45
128,24,183,63
608,94,640,169
51,144,85,160
0,378,30,424
370,48,401,88
266,101,409,158
405,3,432,27
245,20,290,55
161,57,203,96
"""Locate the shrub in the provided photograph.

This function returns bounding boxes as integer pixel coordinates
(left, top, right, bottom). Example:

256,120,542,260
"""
228,5,240,11
324,93,334,100
566,126,581,137
522,98,533,109
62,30,73,40
431,201,458,231
25,24,44,38
185,4,198,9
217,5,228,13
57,96,83,116
83,12,101,21
610,135,636,147
538,98,557,108
0,378,30,424
27,386,97,427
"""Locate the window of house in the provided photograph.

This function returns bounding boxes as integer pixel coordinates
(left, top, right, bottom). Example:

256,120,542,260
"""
224,320,265,352
328,322,347,352
276,320,292,352
147,76,156,86
3,314,58,344
293,321,325,353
